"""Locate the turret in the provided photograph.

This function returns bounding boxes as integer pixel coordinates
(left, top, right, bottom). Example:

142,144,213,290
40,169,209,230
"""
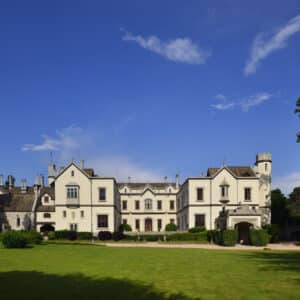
48,163,57,185
256,152,272,176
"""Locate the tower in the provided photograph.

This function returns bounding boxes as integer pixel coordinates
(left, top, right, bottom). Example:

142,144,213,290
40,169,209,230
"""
48,163,57,186
255,152,272,225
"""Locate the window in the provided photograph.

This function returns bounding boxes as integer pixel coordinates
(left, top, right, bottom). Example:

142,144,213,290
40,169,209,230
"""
16,216,20,227
244,188,252,201
265,163,268,172
124,188,127,193
97,215,108,228
80,210,84,218
122,219,127,225
157,219,162,231
67,186,78,199
43,213,51,218
157,200,162,210
197,188,203,201
135,200,140,210
221,186,228,197
63,211,67,218
122,200,127,210
169,188,172,193
71,170,75,177
44,196,49,203
195,214,205,227
170,218,175,224
145,199,152,210
70,224,77,231
99,188,106,201
170,200,175,210
135,219,140,230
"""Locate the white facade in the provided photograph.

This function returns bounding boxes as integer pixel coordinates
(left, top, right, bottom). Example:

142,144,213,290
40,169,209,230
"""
0,153,272,236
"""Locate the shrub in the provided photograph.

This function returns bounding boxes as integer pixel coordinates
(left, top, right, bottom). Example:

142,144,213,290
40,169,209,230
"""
98,231,112,241
119,224,132,232
123,234,139,241
165,223,178,232
188,226,206,233
112,231,124,241
1,231,30,248
263,224,280,243
23,231,43,245
207,230,223,245
221,230,237,247
295,242,300,246
250,229,270,246
48,231,55,240
77,232,93,240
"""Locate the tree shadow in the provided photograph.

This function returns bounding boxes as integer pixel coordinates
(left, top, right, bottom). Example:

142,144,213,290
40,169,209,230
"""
243,251,300,273
0,271,201,300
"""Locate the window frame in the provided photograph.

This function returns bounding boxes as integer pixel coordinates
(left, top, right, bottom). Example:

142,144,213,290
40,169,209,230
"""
196,188,204,201
195,214,205,227
122,200,127,210
97,214,108,228
135,200,140,210
98,188,106,201
157,200,162,210
145,198,153,210
244,187,252,201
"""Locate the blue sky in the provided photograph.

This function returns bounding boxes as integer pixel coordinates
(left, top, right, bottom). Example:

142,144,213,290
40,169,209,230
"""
0,0,299,194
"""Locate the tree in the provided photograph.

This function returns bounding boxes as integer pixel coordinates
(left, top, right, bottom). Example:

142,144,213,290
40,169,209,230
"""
271,189,288,226
295,97,300,142
288,187,300,221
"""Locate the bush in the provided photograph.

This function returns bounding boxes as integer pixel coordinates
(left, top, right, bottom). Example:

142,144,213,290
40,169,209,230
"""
112,231,124,241
250,229,270,246
207,230,223,245
165,223,178,232
48,231,55,240
123,234,139,241
119,224,132,232
77,232,93,240
1,231,30,248
295,242,300,246
221,230,237,246
263,224,280,243
98,231,112,241
188,226,206,233
23,231,43,245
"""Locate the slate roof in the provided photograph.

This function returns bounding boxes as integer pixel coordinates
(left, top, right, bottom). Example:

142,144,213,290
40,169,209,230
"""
207,166,256,177
118,182,178,190
40,187,55,199
0,187,35,212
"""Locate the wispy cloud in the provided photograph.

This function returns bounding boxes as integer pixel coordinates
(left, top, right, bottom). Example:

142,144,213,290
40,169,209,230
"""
22,126,84,152
211,93,272,112
244,14,300,75
272,171,300,195
22,126,165,182
122,30,210,64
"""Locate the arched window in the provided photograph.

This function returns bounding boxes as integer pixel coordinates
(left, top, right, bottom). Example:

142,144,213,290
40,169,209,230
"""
16,216,20,227
145,199,152,210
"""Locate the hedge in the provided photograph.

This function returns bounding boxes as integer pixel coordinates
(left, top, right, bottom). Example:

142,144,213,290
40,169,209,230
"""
166,232,208,242
53,230,77,240
23,230,43,245
250,229,270,246
77,232,93,240
1,231,30,248
188,226,206,233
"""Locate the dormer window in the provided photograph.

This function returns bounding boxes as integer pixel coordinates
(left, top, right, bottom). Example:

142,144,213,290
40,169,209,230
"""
44,196,49,203
219,178,229,204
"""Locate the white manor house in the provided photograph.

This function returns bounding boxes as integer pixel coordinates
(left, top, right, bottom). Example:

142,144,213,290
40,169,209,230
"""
0,152,272,237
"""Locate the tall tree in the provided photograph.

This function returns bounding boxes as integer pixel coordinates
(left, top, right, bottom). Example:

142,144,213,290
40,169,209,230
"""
271,189,288,226
295,97,300,142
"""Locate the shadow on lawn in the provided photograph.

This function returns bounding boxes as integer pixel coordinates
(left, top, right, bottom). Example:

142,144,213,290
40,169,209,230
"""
244,251,300,273
0,271,201,300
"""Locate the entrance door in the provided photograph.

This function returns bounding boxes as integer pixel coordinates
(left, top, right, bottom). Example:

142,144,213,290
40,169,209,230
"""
236,222,251,245
145,219,152,232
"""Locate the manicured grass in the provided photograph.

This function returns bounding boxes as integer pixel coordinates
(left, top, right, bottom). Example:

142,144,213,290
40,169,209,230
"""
0,244,300,300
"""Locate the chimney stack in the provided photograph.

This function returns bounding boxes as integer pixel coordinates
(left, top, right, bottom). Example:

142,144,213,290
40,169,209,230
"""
21,179,27,193
8,175,15,190
80,160,85,169
164,176,168,183
175,174,179,189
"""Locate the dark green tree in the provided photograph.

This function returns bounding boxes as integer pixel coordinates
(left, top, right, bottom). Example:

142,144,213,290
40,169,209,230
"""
271,189,288,226
295,97,300,142
288,187,300,221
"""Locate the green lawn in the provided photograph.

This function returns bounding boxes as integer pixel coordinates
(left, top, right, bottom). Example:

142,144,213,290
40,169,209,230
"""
0,244,300,300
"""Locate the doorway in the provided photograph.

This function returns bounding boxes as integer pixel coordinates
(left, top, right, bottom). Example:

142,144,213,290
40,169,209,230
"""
235,222,252,245
145,218,152,232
